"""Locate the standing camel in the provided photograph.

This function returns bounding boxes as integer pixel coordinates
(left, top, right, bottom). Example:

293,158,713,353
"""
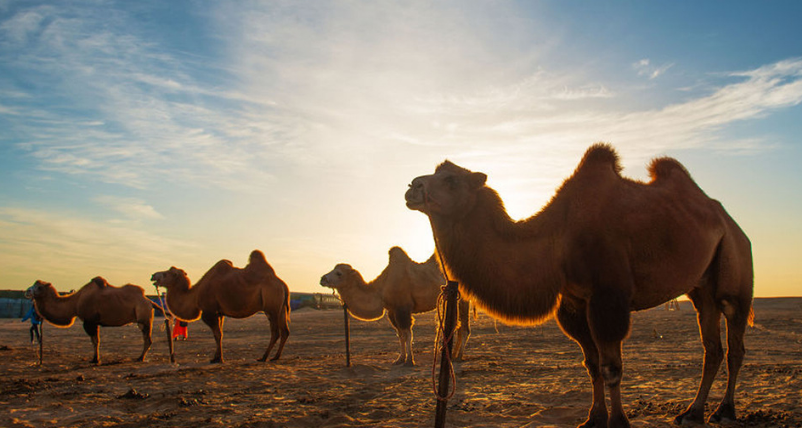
405,143,753,428
25,278,160,364
320,246,471,366
151,250,291,363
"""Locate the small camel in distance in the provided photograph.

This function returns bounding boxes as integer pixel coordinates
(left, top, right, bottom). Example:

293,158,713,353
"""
320,246,471,366
405,143,753,427
25,278,161,364
151,249,291,363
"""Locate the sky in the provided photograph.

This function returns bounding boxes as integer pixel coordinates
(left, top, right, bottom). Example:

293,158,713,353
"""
1,1,800,298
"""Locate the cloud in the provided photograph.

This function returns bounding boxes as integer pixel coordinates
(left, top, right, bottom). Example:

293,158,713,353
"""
634,58,675,80
2,2,801,199
0,207,195,287
94,196,163,220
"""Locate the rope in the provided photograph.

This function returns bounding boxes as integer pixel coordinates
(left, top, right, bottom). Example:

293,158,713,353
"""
424,187,459,402
431,285,458,401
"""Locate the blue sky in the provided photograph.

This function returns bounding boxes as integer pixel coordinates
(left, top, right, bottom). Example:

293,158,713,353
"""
1,1,800,297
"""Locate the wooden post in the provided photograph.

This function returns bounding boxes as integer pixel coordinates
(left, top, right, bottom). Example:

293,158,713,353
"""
434,280,460,428
343,303,351,367
164,317,175,363
155,290,175,363
38,322,43,366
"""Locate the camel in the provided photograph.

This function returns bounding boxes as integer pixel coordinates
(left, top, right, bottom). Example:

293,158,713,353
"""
151,250,291,363
405,143,753,428
25,278,160,364
320,246,471,366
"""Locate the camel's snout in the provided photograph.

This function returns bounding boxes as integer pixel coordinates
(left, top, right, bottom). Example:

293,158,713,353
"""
405,177,427,211
151,272,164,284
320,275,332,288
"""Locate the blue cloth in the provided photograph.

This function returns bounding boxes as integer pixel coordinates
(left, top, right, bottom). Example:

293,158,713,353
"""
22,306,42,325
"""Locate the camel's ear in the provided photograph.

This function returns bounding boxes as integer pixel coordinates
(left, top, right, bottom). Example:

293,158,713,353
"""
468,172,487,189
92,277,105,286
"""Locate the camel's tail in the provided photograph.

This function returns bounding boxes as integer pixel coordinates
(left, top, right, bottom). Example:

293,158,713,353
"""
283,286,291,324
748,306,755,327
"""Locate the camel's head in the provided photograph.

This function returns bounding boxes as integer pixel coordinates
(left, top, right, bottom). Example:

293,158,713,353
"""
151,267,188,289
320,264,358,291
25,280,52,300
405,160,487,218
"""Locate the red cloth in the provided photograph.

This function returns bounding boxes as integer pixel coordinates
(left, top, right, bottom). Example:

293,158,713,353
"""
172,320,188,339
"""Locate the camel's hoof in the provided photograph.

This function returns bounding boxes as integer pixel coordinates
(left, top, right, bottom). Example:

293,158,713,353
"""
269,356,280,362
403,360,416,367
392,358,405,365
673,408,704,425
257,357,267,362
578,416,607,428
709,402,736,424
209,358,223,364
608,414,630,428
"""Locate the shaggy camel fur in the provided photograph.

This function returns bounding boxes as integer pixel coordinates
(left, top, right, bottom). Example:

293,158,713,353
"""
151,250,291,363
405,143,753,428
25,278,159,364
320,246,471,366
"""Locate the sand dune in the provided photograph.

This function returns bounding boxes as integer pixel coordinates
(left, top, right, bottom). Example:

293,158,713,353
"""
1,297,800,427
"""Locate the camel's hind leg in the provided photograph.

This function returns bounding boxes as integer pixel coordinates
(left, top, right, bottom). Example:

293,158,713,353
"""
202,312,225,363
557,299,608,428
453,298,471,362
675,289,723,425
259,308,290,362
136,320,153,362
83,322,101,365
258,311,279,362
709,297,751,423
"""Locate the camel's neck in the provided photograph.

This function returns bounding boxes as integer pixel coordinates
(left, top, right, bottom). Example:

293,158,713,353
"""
338,274,386,321
164,279,202,321
35,289,79,326
431,189,564,325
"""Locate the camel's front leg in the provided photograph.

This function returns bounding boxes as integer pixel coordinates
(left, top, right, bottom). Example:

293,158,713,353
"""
556,302,607,428
136,321,152,362
388,309,415,366
387,310,406,365
202,313,225,363
83,322,101,365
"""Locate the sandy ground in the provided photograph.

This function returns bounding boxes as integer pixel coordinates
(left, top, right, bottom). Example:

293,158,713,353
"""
1,297,800,428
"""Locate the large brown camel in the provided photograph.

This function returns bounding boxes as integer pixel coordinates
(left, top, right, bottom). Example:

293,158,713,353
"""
320,246,471,366
405,143,753,428
25,278,160,364
151,249,291,363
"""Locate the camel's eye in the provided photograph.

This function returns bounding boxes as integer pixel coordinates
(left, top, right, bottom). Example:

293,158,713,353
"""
444,175,458,190
336,271,342,277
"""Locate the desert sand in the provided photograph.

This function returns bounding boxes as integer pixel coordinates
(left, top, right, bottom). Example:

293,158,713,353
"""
1,297,800,427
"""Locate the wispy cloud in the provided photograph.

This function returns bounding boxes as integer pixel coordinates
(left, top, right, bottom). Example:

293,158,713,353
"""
634,58,675,80
94,196,163,220
0,207,194,287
